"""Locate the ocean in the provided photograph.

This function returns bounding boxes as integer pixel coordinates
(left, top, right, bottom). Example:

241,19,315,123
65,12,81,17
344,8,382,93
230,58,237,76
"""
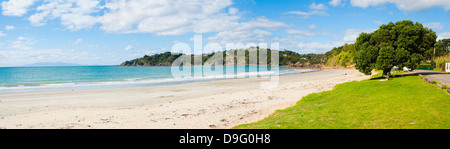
0,66,317,92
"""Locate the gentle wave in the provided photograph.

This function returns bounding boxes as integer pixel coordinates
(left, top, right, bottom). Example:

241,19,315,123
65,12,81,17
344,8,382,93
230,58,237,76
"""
0,68,317,92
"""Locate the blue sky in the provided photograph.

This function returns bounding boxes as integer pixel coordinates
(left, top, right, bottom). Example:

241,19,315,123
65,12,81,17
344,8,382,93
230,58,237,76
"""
0,0,449,66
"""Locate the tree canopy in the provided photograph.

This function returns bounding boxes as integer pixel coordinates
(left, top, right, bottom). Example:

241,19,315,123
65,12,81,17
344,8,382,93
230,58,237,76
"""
121,49,324,67
434,39,450,58
354,20,437,79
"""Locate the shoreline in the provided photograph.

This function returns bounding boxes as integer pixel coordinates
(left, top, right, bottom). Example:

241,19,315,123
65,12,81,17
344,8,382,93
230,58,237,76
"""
0,69,370,129
0,66,315,93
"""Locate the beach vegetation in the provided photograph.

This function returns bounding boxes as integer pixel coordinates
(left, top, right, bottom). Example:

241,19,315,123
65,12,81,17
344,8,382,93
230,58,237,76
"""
354,20,437,80
234,76,450,129
323,43,355,68
428,38,450,60
434,54,450,72
121,49,324,67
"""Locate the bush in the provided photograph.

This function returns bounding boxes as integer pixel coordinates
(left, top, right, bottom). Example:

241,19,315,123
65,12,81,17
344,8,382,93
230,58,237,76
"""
324,44,355,67
435,54,450,71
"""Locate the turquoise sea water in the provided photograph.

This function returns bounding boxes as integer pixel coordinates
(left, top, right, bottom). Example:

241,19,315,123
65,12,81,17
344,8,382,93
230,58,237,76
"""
0,66,317,92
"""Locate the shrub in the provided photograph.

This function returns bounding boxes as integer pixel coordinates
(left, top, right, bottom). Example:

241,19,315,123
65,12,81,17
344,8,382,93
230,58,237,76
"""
435,54,450,71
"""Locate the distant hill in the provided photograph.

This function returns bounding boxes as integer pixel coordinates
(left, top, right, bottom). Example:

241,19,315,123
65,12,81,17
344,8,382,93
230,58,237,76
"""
21,62,82,67
120,48,324,68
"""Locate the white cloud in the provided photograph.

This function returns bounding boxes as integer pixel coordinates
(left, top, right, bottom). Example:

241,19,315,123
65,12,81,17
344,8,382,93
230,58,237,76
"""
373,20,383,25
5,25,15,30
237,16,287,30
343,28,376,43
0,36,75,66
296,41,346,53
10,36,35,50
424,22,444,30
308,24,317,29
329,0,346,7
124,45,134,51
284,2,330,17
351,0,384,8
350,0,450,11
28,0,102,30
206,16,286,44
0,36,36,51
74,38,83,45
28,11,47,26
284,10,329,16
0,35,106,67
438,32,450,40
292,28,374,53
290,28,375,53
207,29,272,46
272,36,310,50
88,45,100,48
99,0,237,35
228,7,238,15
285,29,326,36
11,0,286,38
1,0,36,16
0,48,101,66
0,31,6,37
309,2,328,10
136,49,157,56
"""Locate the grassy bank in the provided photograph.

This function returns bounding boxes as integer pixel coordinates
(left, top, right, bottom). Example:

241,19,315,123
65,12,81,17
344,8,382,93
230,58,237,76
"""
234,76,449,129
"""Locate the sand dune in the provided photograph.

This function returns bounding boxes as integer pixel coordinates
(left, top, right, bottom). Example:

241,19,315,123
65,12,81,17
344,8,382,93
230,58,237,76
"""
0,69,370,129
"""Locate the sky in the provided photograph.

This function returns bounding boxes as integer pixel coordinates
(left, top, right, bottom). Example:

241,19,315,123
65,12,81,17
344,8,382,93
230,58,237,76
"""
0,0,449,66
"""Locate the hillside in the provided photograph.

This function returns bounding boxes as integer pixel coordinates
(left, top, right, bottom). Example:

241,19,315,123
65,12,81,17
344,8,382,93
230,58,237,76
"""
323,43,355,68
120,48,324,68
121,52,183,66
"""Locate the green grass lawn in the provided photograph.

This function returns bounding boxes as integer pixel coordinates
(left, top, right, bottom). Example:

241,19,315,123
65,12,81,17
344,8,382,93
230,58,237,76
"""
234,76,450,129
390,70,406,76
370,70,406,79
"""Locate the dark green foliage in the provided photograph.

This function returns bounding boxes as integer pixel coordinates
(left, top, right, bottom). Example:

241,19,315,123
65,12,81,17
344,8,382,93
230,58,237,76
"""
427,39,450,59
121,49,324,66
354,20,437,79
279,50,303,65
354,42,379,75
279,50,323,65
121,52,183,66
376,46,395,78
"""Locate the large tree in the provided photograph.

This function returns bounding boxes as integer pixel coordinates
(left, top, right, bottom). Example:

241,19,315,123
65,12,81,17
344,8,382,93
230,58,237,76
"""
354,20,437,80
435,39,450,57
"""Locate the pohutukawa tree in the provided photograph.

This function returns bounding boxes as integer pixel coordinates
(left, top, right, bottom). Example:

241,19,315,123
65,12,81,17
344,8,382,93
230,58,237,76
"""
354,20,437,80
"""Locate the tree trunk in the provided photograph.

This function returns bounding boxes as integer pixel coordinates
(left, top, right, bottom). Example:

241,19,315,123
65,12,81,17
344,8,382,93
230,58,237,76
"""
383,69,391,80
386,71,390,80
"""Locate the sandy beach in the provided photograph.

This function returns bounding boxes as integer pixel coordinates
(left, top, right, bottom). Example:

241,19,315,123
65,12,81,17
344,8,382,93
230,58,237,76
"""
0,69,370,129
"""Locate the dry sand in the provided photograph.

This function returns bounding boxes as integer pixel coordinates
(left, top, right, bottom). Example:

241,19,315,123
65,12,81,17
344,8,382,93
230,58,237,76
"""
0,69,370,129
